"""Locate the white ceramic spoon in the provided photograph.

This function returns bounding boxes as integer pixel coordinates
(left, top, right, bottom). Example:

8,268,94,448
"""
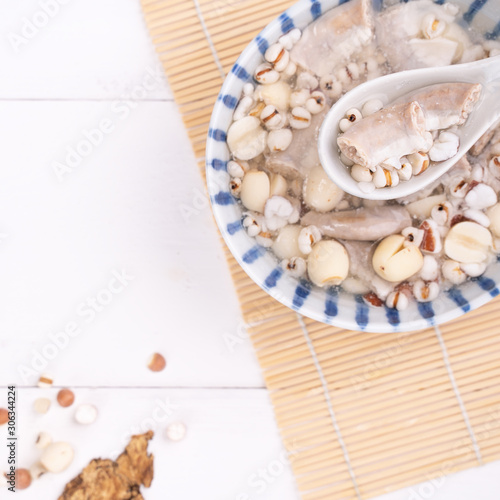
318,56,500,201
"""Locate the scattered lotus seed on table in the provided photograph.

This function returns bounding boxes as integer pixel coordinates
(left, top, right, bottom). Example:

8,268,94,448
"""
57,389,75,408
148,352,166,372
33,398,51,415
165,422,187,442
37,374,53,388
74,404,98,425
221,0,500,307
15,469,32,490
40,442,74,473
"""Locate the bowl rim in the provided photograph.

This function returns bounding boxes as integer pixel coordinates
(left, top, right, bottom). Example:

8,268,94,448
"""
205,0,499,333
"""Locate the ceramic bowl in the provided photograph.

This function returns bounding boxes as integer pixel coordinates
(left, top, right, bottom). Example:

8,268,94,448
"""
206,0,500,332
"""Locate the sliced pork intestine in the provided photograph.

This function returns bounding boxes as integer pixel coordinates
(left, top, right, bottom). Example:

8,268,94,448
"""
400,83,482,131
265,108,328,179
337,102,431,170
290,0,374,77
375,0,462,71
301,205,412,241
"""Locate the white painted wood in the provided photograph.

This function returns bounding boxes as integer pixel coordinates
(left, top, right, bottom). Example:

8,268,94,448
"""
0,0,171,100
0,388,298,499
0,100,262,389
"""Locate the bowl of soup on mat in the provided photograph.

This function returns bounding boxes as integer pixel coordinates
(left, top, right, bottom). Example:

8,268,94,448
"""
206,0,500,332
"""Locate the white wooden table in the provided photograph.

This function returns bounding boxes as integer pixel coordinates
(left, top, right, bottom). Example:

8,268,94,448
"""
0,1,498,498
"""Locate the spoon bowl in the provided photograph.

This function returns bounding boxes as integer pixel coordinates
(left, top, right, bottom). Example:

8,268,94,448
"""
318,56,500,200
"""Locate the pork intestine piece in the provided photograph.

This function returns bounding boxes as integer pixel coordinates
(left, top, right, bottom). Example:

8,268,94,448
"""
375,0,461,71
301,205,412,241
289,0,374,78
337,102,431,170
402,83,482,131
265,108,328,179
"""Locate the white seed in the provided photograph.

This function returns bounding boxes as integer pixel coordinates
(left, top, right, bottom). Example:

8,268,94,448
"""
444,221,493,263
305,91,326,115
471,164,484,182
229,177,242,197
385,291,409,311
36,432,52,450
464,208,490,227
307,240,349,287
282,61,297,77
361,99,383,117
339,118,354,132
233,95,254,121
406,194,447,219
166,422,187,442
257,81,292,110
489,155,500,177
380,157,401,170
267,128,293,152
272,225,304,259
465,183,498,209
487,203,500,236
362,57,379,74
264,43,290,72
240,170,270,213
29,463,46,480
248,101,266,118
298,226,322,255
288,28,302,43
351,164,373,183
398,161,413,181
289,107,311,129
413,280,439,302
337,63,359,83
281,256,307,278
460,261,487,277
74,404,98,425
422,14,447,39
345,108,362,123
372,234,424,282
420,255,439,281
264,196,294,231
260,105,285,130
402,226,424,248
242,213,262,237
37,374,53,388
319,75,342,98
33,398,51,415
290,89,309,108
227,160,247,178
449,177,469,198
442,260,467,285
296,72,318,90
243,83,254,96
227,116,267,160
40,442,74,473
303,166,344,212
269,173,288,197
359,181,376,194
278,34,293,50
389,169,400,187
408,152,430,176
254,63,279,84
340,152,354,166
429,132,460,162
420,219,442,254
371,276,395,301
431,202,453,226
255,231,273,247
373,166,390,188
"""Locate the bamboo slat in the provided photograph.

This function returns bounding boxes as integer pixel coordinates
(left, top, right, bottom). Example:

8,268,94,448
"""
140,0,500,498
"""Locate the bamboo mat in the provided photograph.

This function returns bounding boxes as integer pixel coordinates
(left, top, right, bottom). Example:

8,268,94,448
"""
140,0,500,497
